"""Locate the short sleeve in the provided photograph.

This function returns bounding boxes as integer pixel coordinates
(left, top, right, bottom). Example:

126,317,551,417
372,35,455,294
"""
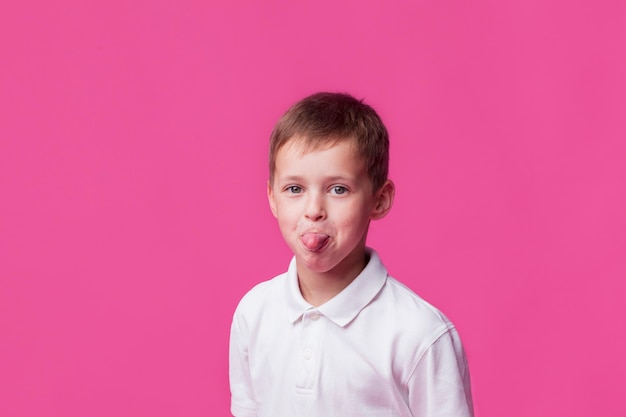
407,328,474,417
229,312,257,417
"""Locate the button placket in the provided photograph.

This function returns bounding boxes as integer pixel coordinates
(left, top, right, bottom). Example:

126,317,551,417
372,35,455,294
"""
295,309,325,392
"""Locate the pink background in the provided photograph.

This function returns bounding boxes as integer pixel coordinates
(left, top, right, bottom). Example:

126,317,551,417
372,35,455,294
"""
1,1,625,416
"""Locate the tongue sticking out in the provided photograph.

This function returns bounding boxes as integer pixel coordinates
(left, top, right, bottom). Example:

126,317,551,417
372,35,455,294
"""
301,233,330,251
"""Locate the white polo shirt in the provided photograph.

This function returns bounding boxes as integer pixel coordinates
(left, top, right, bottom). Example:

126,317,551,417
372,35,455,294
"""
229,250,474,417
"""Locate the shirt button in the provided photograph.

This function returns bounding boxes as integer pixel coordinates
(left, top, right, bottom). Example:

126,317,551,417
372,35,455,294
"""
310,313,320,321
303,348,312,360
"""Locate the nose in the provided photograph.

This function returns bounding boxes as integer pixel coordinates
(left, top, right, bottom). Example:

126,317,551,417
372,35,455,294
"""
304,192,326,221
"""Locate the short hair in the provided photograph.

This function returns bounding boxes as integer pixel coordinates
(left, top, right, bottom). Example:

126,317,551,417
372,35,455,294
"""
269,92,389,191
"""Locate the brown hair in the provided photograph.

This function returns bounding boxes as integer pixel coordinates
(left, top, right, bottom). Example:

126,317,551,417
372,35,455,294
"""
268,92,389,191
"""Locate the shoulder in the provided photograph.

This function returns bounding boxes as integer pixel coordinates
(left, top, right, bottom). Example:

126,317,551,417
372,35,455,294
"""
230,272,288,347
363,250,453,332
353,273,465,385
384,277,453,322
376,275,456,344
234,272,287,317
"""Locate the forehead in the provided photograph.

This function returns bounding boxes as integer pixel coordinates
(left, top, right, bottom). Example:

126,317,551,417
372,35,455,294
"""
278,135,358,159
274,138,367,177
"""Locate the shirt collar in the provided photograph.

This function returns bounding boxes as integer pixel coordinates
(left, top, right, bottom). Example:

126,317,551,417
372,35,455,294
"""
284,248,388,327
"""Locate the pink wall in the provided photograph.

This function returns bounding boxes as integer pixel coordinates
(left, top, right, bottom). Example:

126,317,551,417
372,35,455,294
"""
1,1,625,416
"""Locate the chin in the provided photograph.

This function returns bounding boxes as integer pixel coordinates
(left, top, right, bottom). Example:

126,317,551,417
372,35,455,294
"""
296,252,339,273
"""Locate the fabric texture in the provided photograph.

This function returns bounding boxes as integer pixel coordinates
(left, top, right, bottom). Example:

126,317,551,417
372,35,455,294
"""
229,249,474,417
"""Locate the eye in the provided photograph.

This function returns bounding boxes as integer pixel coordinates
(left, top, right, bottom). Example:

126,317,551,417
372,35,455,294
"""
330,185,348,195
285,185,303,194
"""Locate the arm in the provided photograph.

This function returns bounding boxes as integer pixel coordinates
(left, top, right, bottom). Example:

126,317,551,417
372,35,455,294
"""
229,315,257,417
407,328,474,417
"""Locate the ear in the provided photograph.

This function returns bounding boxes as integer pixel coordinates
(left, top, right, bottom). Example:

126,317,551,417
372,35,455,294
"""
370,180,395,220
267,180,278,218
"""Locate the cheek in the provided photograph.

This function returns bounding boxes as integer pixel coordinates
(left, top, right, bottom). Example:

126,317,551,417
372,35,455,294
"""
277,212,299,232
336,207,369,231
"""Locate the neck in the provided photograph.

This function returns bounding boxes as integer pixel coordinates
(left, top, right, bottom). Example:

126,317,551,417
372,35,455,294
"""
296,248,369,307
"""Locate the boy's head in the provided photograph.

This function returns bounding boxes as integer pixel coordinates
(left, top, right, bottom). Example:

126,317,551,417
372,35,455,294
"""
269,92,389,192
267,92,395,286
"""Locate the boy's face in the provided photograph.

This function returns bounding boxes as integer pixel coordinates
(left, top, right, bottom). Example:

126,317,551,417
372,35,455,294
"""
268,138,393,278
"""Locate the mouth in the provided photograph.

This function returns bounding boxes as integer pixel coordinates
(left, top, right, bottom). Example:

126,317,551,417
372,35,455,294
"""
300,232,330,252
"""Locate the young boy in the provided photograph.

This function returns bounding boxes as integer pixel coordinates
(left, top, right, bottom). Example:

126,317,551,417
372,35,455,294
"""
229,92,474,417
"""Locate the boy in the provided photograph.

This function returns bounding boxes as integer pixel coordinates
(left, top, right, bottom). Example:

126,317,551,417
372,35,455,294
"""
229,92,474,417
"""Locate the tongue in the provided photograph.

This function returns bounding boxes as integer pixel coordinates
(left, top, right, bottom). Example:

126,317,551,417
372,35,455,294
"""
302,233,329,251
